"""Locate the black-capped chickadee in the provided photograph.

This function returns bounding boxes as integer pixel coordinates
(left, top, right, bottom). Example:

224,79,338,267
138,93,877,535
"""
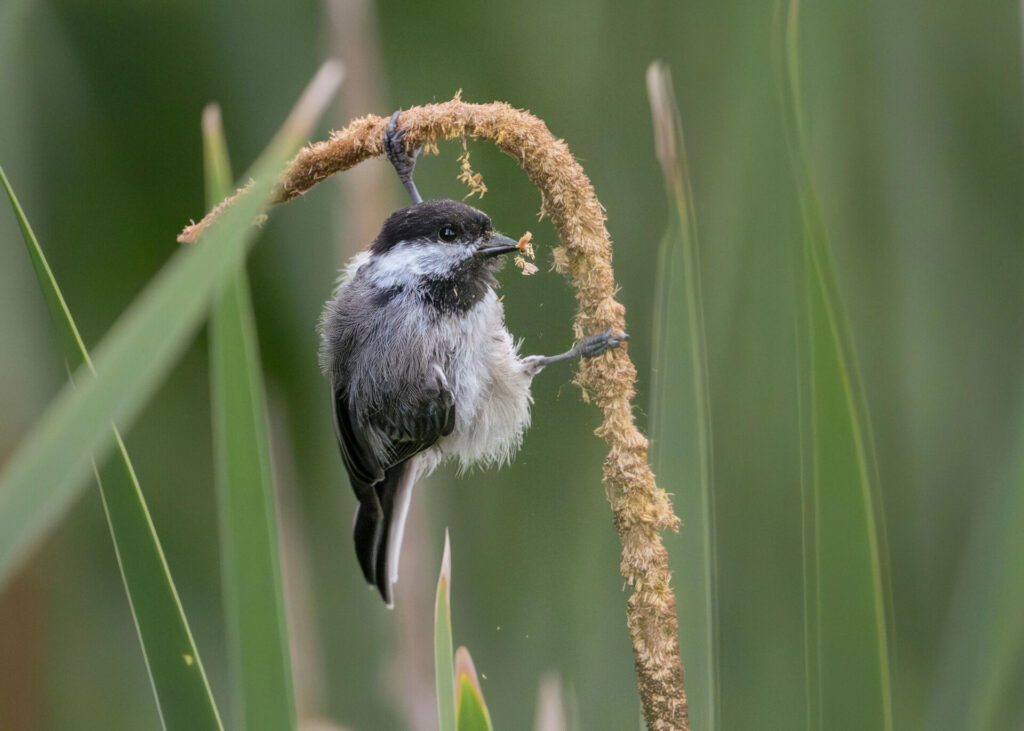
319,112,627,606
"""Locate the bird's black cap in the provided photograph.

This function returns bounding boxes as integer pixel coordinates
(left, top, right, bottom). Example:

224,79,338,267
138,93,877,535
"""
370,199,493,255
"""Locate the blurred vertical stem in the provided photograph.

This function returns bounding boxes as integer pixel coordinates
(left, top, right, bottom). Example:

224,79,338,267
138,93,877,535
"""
1,165,224,730
778,3,894,730
203,106,297,731
646,62,719,731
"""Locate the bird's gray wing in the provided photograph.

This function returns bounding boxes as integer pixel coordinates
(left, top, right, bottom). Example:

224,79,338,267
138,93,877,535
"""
331,385,383,501
332,380,455,605
331,380,455,487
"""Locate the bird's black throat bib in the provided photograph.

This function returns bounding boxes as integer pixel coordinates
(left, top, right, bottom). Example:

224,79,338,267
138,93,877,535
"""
420,271,495,315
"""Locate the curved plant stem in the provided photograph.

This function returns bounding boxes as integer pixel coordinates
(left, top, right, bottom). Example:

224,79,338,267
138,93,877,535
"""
180,98,689,731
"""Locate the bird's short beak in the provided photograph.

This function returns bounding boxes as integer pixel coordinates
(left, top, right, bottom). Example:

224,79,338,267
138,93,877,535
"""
474,234,520,258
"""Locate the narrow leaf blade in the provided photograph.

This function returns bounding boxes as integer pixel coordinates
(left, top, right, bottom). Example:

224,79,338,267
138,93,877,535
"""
1,164,224,730
205,104,296,731
777,4,893,729
455,646,494,731
435,530,456,731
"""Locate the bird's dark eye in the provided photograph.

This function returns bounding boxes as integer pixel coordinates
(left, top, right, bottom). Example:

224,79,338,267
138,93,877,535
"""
438,224,457,242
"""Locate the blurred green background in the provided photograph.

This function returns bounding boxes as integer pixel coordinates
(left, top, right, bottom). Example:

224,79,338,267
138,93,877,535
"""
1,0,1022,729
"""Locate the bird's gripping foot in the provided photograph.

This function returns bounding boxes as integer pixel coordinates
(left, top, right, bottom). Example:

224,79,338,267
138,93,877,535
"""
523,328,630,376
384,110,423,204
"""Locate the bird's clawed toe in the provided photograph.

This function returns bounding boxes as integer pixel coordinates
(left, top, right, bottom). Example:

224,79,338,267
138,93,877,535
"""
384,110,423,203
579,327,630,359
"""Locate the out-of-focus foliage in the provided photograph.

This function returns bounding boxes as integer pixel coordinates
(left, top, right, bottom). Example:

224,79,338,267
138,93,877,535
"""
0,83,314,583
646,61,719,731
204,107,296,731
1,0,1022,729
780,3,893,728
1,165,223,730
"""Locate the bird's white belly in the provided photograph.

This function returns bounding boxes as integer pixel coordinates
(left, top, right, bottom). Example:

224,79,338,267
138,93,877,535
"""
433,294,533,472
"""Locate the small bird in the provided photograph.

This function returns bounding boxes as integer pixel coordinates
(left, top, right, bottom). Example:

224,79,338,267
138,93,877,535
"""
319,112,628,606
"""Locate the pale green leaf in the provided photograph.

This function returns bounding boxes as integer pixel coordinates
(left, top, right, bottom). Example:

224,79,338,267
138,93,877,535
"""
1,164,224,731
435,530,456,731
0,60,343,586
204,104,296,731
455,646,493,731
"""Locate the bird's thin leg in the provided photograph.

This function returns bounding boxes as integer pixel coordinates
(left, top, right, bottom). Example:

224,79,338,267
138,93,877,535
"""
384,110,423,204
522,328,629,376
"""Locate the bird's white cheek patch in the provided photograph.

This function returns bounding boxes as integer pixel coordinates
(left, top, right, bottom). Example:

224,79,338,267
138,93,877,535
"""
365,244,425,288
364,243,472,289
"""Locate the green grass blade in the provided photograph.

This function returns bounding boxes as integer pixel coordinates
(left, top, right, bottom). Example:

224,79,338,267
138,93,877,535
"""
204,104,296,731
1,165,224,731
0,60,344,587
928,421,1024,730
456,677,494,731
777,3,893,730
0,169,89,368
645,61,719,730
455,647,494,731
435,531,456,731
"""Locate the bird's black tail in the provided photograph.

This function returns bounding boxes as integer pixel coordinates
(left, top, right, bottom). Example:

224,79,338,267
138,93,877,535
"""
352,461,409,607
352,500,383,586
